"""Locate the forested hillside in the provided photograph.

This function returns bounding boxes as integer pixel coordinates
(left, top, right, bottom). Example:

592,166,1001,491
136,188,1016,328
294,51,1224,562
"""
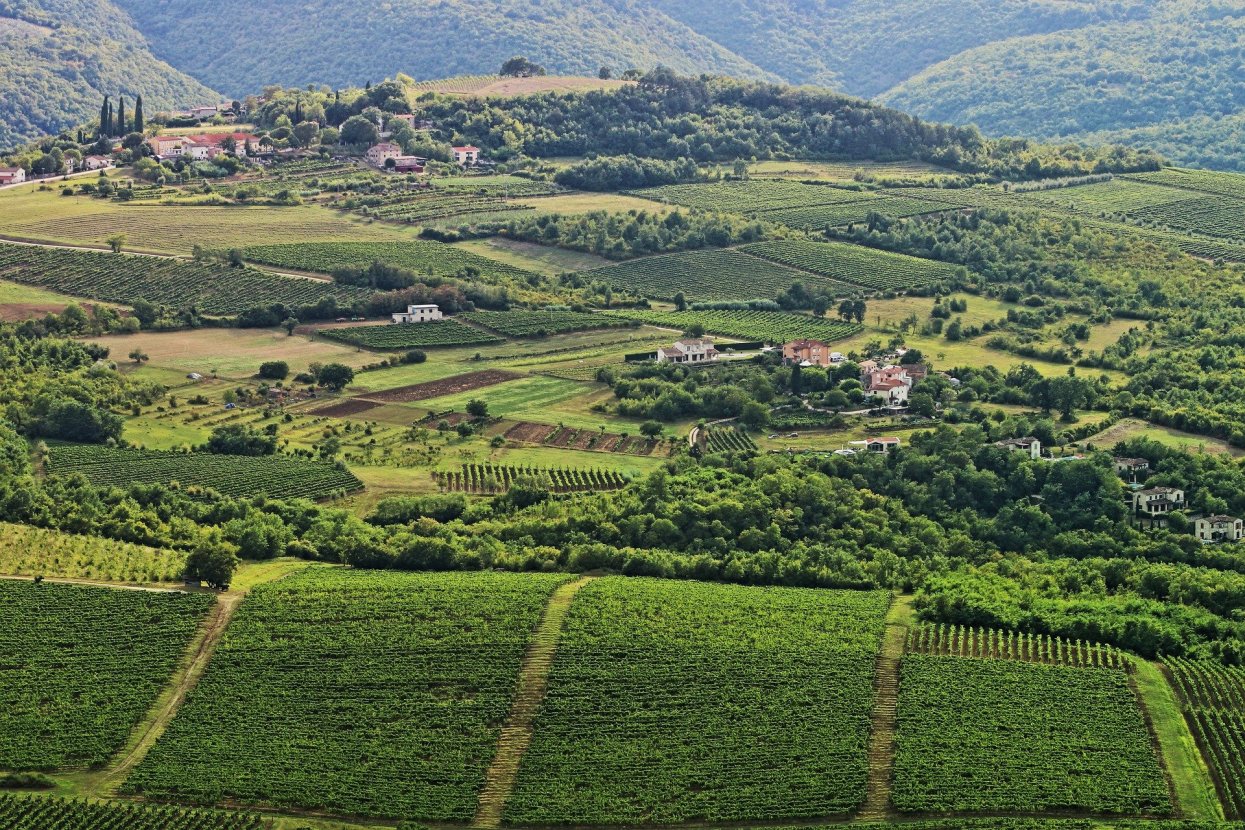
0,0,219,147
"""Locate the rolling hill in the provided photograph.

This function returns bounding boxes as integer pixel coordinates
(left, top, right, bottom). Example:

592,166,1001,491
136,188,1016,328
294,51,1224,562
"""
0,0,220,148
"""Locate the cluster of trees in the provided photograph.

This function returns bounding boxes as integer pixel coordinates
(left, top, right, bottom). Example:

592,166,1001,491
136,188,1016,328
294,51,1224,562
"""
553,155,704,191
490,208,774,260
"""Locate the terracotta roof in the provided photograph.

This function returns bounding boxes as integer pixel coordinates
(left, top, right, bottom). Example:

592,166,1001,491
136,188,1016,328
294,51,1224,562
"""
453,145,480,152
870,437,901,445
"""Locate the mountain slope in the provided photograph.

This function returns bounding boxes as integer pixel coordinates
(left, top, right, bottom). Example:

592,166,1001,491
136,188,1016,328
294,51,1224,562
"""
0,0,221,148
878,0,1245,166
109,0,777,96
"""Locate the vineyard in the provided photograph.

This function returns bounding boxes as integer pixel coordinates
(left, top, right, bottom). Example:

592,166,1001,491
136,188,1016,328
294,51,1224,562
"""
1124,168,1245,200
125,569,571,820
0,581,213,771
46,445,362,501
239,240,538,283
1165,658,1245,818
760,194,953,230
460,310,632,337
506,579,889,824
0,522,186,582
893,655,1172,815
704,425,757,454
742,239,961,291
634,180,870,214
581,248,830,302
320,319,502,349
435,462,629,494
905,623,1129,670
0,795,263,830
505,422,664,455
0,243,369,315
607,309,862,344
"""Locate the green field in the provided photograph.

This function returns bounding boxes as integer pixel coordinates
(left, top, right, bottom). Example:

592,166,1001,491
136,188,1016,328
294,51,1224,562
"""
1165,658,1245,819
239,240,539,283
0,243,368,315
742,239,962,291
125,569,571,819
0,795,263,830
460,310,633,337
0,522,187,582
320,319,503,349
606,308,862,343
506,578,889,824
0,581,213,770
634,180,871,213
581,248,828,302
46,445,363,501
894,654,1171,814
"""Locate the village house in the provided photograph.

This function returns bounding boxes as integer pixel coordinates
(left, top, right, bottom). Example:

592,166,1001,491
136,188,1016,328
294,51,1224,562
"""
184,133,263,158
365,142,403,168
867,437,901,454
863,365,914,406
391,304,443,324
146,135,186,158
81,155,111,170
1194,515,1244,544
184,105,224,120
782,339,837,367
0,167,26,185
452,145,480,165
391,156,426,173
1114,457,1151,483
1132,486,1186,518
657,339,719,364
994,437,1043,460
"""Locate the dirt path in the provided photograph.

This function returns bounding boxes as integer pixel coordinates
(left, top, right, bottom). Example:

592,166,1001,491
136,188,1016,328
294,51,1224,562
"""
860,594,914,820
91,592,242,794
474,575,595,828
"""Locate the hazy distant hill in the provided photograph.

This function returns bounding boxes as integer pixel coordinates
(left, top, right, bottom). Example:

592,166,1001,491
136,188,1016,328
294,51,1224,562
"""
0,0,220,148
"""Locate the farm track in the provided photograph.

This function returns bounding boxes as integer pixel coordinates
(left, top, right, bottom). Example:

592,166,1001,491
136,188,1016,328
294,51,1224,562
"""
474,575,596,828
93,592,242,795
861,595,914,820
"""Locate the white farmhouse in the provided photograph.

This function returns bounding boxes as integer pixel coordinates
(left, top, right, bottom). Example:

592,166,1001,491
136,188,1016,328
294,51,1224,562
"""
391,304,443,324
656,339,719,364
1195,515,1244,544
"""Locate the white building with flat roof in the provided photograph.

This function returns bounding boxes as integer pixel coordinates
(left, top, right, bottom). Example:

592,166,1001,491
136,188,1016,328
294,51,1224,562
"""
391,304,443,324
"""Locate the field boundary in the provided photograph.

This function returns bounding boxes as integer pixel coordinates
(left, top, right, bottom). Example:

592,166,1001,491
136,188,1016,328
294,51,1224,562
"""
474,575,595,828
860,594,914,820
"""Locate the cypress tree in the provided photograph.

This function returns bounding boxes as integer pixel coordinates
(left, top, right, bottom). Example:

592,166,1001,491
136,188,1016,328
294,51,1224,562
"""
105,98,113,137
118,96,127,136
99,96,109,138
133,95,144,133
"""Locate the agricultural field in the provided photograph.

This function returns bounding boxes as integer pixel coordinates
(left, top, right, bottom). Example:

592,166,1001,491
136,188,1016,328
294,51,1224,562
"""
0,581,213,771
1124,168,1245,199
1080,418,1243,457
0,795,263,830
0,522,187,583
607,309,861,343
742,239,962,291
125,569,571,820
634,180,871,214
506,579,889,824
435,461,629,493
46,445,362,501
504,421,666,456
0,278,112,321
1019,179,1201,213
749,159,958,183
703,425,758,454
357,369,521,402
0,243,369,315
238,240,538,283
761,193,955,230
319,319,503,349
906,623,1129,669
460,310,632,337
456,237,615,276
893,654,1172,815
1165,658,1245,818
581,248,831,302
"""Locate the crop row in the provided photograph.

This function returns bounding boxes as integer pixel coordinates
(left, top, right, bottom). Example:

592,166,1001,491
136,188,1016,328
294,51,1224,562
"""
704,426,757,454
239,240,537,283
1124,168,1245,200
582,248,839,302
760,194,953,230
0,794,263,830
1130,196,1245,241
607,309,861,344
460,310,632,337
742,238,960,291
634,180,870,214
1165,657,1245,818
0,521,186,583
0,243,369,315
125,569,572,820
506,579,890,823
905,623,1128,670
0,581,213,771
893,655,1171,815
321,319,502,349
435,462,628,494
46,444,362,501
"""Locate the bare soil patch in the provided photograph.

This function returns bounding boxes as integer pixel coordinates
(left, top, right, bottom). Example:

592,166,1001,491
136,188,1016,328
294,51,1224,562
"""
360,369,521,403
313,398,382,418
0,301,67,320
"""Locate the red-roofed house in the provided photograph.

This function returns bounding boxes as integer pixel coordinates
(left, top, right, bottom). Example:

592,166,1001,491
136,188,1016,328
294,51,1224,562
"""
867,437,901,454
782,339,839,367
183,133,262,158
452,145,480,165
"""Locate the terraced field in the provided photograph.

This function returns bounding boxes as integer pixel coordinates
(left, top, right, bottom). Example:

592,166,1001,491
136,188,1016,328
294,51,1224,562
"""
124,569,571,820
506,579,889,824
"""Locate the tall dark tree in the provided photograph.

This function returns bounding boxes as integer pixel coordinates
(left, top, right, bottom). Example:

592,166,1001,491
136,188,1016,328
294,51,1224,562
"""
133,95,144,133
98,96,110,138
117,96,127,137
